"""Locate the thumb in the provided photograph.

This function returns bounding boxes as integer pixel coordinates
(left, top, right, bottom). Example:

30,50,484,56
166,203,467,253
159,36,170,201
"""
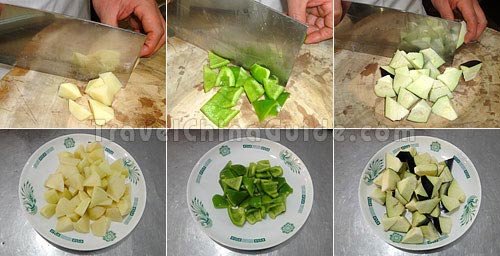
287,0,307,23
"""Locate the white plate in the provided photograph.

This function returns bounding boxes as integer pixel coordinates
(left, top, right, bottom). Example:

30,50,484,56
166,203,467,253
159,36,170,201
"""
18,134,147,251
187,138,314,250
358,136,481,251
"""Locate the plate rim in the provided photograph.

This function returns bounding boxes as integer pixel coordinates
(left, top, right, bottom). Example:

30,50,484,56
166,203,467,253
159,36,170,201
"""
18,133,147,251
186,137,314,251
357,135,482,251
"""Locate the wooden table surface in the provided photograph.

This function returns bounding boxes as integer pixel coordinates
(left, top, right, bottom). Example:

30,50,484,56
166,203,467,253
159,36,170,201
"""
334,28,500,128
0,46,166,128
167,37,333,128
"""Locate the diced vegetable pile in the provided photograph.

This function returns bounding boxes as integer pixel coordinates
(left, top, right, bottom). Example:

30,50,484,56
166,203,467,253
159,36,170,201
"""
40,142,132,237
201,51,290,127
58,71,123,126
371,148,466,244
212,160,293,226
376,47,482,123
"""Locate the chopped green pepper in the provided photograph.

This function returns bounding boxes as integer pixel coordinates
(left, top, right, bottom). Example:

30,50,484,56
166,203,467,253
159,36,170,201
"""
228,66,241,83
250,64,270,84
222,176,242,191
212,160,293,226
263,76,285,100
268,92,290,116
215,66,235,87
225,189,249,206
253,99,279,122
228,207,246,226
244,78,265,103
212,194,229,208
200,103,239,128
203,65,218,92
208,51,230,69
235,67,251,87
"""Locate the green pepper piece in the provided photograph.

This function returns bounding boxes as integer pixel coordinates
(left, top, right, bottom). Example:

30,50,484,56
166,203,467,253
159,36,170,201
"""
228,207,246,226
208,51,230,69
269,166,283,177
256,160,271,171
244,78,265,103
235,67,251,87
247,162,257,177
261,180,279,198
250,64,270,84
260,206,267,218
222,176,243,191
279,183,294,196
225,189,249,206
240,197,251,208
203,65,218,92
218,87,244,107
254,179,263,194
212,194,229,208
231,164,247,176
267,92,290,116
252,99,279,122
263,76,285,100
242,176,255,196
255,171,272,179
274,177,286,189
262,194,273,205
267,203,286,219
215,66,236,87
245,208,262,225
219,167,236,179
200,103,239,128
248,195,262,208
228,66,241,83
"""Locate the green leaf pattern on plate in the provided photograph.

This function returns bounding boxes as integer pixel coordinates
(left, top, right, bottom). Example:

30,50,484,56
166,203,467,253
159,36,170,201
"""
123,158,141,185
279,150,301,174
390,232,403,243
191,197,212,228
364,158,383,185
21,181,37,215
64,137,75,149
103,230,117,242
430,141,441,152
281,222,295,234
460,195,479,226
219,145,231,156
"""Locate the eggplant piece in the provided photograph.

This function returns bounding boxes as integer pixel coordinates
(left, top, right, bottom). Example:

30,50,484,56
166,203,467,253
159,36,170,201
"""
432,217,443,234
432,216,452,235
444,157,454,171
420,176,434,198
460,60,482,81
448,179,466,203
380,66,395,78
441,195,460,212
396,151,416,173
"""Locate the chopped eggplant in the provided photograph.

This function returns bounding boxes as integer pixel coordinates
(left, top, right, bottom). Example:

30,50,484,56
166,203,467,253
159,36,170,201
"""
407,99,432,123
460,60,482,81
380,66,395,78
437,67,462,92
401,227,424,244
375,75,396,97
441,195,460,212
432,96,458,121
385,97,409,121
448,179,465,203
406,75,434,99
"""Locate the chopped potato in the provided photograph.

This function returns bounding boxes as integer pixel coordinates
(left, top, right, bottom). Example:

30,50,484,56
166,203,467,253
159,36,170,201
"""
42,142,132,237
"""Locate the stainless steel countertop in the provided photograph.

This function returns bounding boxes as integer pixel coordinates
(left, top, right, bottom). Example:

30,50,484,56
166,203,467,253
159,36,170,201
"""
167,129,333,255
0,129,166,256
334,129,500,256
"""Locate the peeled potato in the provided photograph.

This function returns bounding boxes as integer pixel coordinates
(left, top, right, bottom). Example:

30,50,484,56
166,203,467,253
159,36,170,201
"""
58,83,82,100
69,100,92,121
43,142,132,237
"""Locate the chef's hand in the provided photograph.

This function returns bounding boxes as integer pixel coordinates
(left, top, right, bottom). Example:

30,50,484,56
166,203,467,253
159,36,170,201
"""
92,0,166,57
287,0,333,44
431,0,487,43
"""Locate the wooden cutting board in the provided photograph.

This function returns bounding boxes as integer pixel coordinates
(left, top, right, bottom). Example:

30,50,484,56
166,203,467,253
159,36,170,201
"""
0,46,166,128
334,28,500,128
167,37,333,128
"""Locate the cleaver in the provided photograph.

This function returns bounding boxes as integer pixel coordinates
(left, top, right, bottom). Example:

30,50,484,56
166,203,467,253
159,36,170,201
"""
167,0,307,84
0,4,146,85
335,1,462,62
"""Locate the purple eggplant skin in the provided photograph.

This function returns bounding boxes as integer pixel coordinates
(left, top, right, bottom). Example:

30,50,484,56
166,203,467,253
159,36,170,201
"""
380,67,395,79
460,60,482,68
421,176,434,198
396,151,416,173
432,217,443,234
445,157,454,171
